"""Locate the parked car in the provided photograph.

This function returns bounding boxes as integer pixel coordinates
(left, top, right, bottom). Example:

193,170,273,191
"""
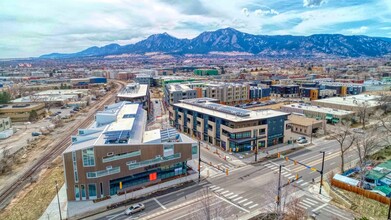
297,136,306,141
32,132,42,136
155,100,158,104
60,106,67,109
124,203,145,215
298,139,308,144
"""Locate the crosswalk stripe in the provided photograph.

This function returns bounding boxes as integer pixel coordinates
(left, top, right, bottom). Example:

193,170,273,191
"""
199,182,210,186
296,180,303,184
301,182,309,186
228,194,238,199
210,186,221,191
270,167,278,170
238,199,248,204
221,190,229,194
209,185,219,189
304,198,319,204
297,204,308,210
285,174,294,178
224,192,234,197
322,207,351,220
248,204,259,209
215,188,224,192
282,171,288,175
232,196,243,202
299,202,311,208
243,201,253,206
301,200,315,206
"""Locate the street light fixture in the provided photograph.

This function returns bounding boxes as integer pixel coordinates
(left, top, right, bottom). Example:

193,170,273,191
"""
55,181,62,220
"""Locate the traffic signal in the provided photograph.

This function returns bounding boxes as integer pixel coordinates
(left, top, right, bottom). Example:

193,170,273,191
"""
294,160,297,165
285,156,289,161
296,173,299,180
277,153,280,158
226,168,229,176
119,181,122,189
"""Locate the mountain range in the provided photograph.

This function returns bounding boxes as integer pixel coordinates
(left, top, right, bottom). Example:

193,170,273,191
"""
40,28,391,59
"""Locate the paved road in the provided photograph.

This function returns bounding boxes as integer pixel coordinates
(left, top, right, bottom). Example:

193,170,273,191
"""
91,135,359,220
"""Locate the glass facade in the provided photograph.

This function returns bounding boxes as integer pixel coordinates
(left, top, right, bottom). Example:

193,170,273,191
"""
128,153,181,170
109,162,187,195
82,148,95,167
74,185,80,200
86,166,121,179
72,151,78,183
88,183,97,199
102,150,140,163
81,184,86,200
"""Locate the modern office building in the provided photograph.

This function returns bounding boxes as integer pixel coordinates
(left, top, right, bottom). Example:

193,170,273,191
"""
117,83,150,117
62,102,197,201
135,74,153,86
0,103,46,122
193,69,219,76
164,82,270,106
270,84,300,98
170,98,290,152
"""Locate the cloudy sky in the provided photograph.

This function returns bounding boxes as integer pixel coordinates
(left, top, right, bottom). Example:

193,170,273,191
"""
1,0,391,58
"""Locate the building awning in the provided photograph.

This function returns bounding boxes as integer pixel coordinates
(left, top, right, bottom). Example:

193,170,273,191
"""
325,115,333,120
229,136,266,144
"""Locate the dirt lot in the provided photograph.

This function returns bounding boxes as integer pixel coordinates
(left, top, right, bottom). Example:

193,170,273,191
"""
0,158,64,220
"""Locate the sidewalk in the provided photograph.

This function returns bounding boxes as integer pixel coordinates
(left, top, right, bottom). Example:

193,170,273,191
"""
39,161,199,220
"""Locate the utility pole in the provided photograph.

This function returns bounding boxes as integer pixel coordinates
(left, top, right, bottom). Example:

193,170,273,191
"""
254,130,258,162
319,151,325,194
198,140,201,183
55,181,62,220
310,121,314,144
276,165,283,216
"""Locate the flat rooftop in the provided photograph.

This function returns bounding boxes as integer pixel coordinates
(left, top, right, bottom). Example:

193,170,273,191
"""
282,103,354,116
289,115,323,126
167,84,194,92
117,83,148,99
0,103,44,110
312,95,380,108
175,99,289,122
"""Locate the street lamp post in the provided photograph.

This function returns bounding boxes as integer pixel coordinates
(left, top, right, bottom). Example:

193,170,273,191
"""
198,140,201,183
310,121,314,144
55,181,62,220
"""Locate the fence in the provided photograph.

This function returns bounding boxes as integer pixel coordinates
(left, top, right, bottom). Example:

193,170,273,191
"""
331,178,390,205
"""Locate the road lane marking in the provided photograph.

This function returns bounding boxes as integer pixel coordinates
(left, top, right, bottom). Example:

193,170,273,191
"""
301,182,309,186
243,201,253,206
304,198,319,204
214,194,250,213
238,199,248,204
297,204,308,210
209,185,219,189
311,203,327,212
107,213,124,220
215,188,224,192
296,179,303,183
269,161,291,171
248,203,259,209
232,196,242,202
210,186,220,191
228,194,238,199
224,192,234,197
221,190,229,194
301,200,315,206
153,198,167,210
285,174,294,178
299,202,311,208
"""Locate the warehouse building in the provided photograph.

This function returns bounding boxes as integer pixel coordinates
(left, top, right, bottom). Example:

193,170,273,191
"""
62,102,197,201
0,103,46,122
170,98,290,152
311,94,381,112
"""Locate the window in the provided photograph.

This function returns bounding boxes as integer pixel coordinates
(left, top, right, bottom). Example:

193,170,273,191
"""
163,145,174,157
88,184,97,199
192,144,198,155
82,148,95,167
74,185,80,200
72,151,78,183
102,150,140,163
100,182,103,197
128,153,181,170
81,185,86,200
86,166,121,179
259,128,266,135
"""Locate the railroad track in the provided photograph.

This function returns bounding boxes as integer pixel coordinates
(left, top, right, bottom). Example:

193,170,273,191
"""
0,80,126,210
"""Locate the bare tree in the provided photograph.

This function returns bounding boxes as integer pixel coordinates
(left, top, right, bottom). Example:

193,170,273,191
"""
191,188,230,220
328,122,357,173
356,101,373,129
353,128,381,188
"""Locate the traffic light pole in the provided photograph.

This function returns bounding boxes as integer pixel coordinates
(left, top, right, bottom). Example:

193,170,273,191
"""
277,165,282,215
254,131,258,162
319,151,325,194
198,140,201,183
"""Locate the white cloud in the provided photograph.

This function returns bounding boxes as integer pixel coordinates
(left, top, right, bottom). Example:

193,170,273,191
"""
241,8,250,17
303,0,327,8
254,9,279,16
346,26,368,34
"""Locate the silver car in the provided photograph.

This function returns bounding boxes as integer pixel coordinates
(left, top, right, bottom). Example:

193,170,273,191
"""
124,203,145,215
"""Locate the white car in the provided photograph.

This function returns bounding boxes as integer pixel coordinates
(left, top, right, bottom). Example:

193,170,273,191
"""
124,203,145,215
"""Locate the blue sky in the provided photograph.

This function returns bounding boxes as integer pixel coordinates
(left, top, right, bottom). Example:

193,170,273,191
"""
1,0,391,58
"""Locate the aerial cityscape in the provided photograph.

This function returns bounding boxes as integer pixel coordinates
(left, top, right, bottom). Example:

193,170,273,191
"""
1,1,391,220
